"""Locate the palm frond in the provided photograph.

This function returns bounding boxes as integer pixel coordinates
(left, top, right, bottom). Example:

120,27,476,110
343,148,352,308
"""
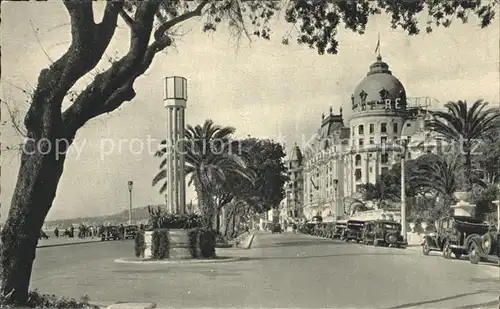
152,169,167,186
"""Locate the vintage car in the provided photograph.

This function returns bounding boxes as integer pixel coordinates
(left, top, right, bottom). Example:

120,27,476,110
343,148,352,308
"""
341,220,365,242
271,223,282,234
362,220,407,248
467,227,500,266
101,226,120,241
333,220,347,239
422,216,490,259
124,225,138,239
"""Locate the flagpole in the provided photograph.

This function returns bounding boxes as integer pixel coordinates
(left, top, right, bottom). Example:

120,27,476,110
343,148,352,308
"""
374,32,381,60
377,33,381,58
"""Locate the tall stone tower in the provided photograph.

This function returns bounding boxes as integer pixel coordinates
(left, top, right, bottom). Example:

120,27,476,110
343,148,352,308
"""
164,76,188,214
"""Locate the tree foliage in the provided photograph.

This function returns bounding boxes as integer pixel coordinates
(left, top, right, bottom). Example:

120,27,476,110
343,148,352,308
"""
425,100,500,191
224,138,289,214
359,153,436,201
475,126,500,185
473,184,500,220
152,119,255,227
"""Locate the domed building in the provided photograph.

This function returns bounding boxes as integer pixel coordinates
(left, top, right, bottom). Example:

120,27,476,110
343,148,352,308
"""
285,54,441,222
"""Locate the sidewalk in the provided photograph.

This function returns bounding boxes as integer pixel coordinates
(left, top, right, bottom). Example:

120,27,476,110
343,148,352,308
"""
37,237,101,248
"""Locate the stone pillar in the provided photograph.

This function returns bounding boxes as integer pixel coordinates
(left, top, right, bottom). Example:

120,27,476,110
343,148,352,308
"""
164,76,188,214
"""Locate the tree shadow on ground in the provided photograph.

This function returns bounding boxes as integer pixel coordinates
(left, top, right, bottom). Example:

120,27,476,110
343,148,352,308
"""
453,299,499,309
238,252,407,262
386,289,496,309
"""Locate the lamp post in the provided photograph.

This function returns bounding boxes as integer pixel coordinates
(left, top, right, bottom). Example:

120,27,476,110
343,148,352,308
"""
127,181,133,225
400,117,418,241
332,179,338,222
400,140,408,241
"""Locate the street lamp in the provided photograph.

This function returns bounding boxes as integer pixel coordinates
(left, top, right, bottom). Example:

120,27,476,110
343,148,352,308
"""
400,118,418,242
127,181,133,225
400,140,408,241
332,179,339,222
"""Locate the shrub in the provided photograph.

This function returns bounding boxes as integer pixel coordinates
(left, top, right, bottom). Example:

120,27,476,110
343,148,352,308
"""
134,231,145,258
147,206,201,229
151,229,169,260
188,228,216,259
0,290,98,308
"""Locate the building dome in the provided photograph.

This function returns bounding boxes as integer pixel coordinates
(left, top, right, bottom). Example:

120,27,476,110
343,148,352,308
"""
351,56,407,111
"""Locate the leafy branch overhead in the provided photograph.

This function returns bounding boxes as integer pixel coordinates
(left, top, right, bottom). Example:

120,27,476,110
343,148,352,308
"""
23,0,498,144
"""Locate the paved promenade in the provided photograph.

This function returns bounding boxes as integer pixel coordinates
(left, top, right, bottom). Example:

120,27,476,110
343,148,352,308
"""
31,232,499,308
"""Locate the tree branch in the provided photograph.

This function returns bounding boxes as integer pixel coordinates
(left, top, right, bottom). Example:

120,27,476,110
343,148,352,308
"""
119,9,135,27
154,0,209,40
61,1,161,132
24,0,122,138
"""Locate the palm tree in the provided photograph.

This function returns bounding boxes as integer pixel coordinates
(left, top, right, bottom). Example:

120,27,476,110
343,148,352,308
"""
425,100,500,191
152,119,255,228
409,154,462,212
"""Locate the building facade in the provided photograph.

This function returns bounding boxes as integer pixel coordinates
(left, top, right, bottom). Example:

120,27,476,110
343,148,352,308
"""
288,55,441,222
283,144,304,220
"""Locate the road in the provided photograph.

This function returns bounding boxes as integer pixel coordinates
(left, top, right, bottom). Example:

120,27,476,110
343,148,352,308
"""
31,232,499,308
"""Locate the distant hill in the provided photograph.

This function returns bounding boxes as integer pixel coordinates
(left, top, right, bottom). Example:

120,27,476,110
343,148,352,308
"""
43,203,198,229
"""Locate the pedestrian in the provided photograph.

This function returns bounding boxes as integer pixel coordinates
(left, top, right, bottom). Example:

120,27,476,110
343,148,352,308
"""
69,225,74,238
119,224,125,240
292,223,297,234
54,227,59,238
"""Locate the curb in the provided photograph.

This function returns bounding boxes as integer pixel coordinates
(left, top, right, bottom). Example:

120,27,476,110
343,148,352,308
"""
37,240,102,248
113,256,243,264
107,301,156,309
244,233,255,249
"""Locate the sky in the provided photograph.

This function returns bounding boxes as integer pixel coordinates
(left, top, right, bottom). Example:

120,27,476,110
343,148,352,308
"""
1,2,499,221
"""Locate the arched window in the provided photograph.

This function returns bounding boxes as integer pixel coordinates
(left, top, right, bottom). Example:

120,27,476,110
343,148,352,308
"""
355,154,362,166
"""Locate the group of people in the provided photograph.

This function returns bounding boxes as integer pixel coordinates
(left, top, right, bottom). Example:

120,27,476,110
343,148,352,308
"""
52,224,108,239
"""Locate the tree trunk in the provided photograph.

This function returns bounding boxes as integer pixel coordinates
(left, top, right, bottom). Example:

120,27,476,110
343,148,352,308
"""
215,208,221,234
465,151,473,192
1,144,67,303
192,178,214,230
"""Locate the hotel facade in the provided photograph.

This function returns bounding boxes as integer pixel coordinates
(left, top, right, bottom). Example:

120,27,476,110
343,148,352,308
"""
284,55,442,222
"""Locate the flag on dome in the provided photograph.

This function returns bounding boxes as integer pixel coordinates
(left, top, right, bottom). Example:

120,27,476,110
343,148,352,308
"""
375,33,380,54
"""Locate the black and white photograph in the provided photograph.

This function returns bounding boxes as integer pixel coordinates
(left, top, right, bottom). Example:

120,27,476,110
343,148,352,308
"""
1,1,499,308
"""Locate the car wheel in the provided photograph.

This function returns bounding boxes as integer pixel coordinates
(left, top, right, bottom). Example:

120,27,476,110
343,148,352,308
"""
469,242,480,264
422,239,430,255
454,252,462,259
442,241,452,259
481,233,492,255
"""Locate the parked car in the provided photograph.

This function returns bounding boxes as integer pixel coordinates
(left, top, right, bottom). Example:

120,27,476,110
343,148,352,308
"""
342,220,365,242
101,226,120,241
467,227,500,266
422,216,490,259
333,220,347,239
362,220,407,248
124,225,138,239
271,223,282,234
